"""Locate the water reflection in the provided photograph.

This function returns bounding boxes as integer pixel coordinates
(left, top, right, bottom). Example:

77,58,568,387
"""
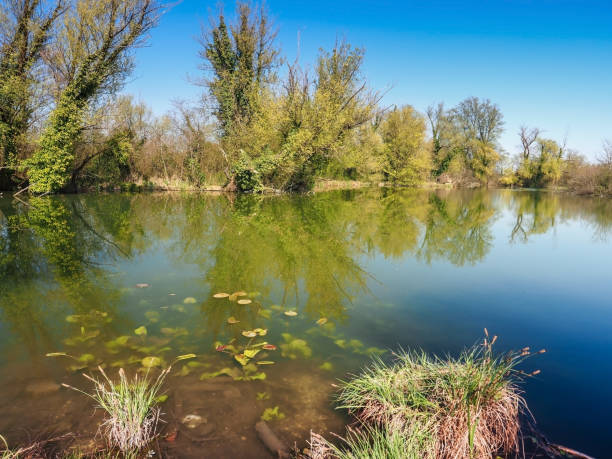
1,189,611,355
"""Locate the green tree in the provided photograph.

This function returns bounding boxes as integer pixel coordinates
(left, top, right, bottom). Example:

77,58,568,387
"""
450,97,504,184
0,0,65,187
380,105,431,184
25,0,161,193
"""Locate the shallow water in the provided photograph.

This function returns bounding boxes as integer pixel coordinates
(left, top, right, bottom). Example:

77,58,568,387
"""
0,189,611,457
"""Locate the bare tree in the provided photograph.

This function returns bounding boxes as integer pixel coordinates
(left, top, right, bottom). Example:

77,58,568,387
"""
518,126,540,160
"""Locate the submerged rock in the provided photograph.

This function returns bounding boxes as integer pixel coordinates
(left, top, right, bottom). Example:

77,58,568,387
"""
181,414,203,429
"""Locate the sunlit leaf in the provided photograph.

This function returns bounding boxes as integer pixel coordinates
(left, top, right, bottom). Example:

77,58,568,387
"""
183,297,197,304
253,328,267,336
242,330,257,338
262,344,277,351
134,326,147,336
234,354,250,366
213,293,230,298
46,352,68,357
261,406,284,421
234,291,247,297
175,354,196,361
244,349,260,358
256,361,275,365
316,318,328,325
227,316,240,324
141,356,162,368
284,311,298,317
155,395,168,403
237,299,252,305
65,315,81,323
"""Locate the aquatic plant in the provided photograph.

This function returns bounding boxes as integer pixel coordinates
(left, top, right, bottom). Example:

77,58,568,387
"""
63,366,169,453
314,333,544,458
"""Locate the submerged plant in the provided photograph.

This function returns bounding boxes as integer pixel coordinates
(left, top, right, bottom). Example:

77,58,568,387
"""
317,333,544,459
64,366,170,453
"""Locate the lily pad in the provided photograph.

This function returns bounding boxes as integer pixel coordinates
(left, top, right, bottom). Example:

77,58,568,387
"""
213,292,230,298
141,356,162,368
253,328,267,336
183,297,197,304
316,318,328,325
227,317,240,324
284,311,298,317
237,299,252,305
134,326,148,336
242,330,257,338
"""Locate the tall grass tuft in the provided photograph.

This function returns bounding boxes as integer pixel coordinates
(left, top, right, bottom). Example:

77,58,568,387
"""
312,334,542,458
64,366,169,453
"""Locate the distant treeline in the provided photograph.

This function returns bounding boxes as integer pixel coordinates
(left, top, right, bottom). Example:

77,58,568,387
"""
1,1,610,195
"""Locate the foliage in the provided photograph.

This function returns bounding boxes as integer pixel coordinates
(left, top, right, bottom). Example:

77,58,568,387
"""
380,106,430,184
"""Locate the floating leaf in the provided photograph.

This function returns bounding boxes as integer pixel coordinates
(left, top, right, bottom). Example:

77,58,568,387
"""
257,361,275,365
262,344,277,351
136,283,150,288
237,299,252,305
46,352,68,357
213,293,230,298
284,311,298,317
134,326,147,336
175,354,196,361
242,330,257,338
183,297,197,304
234,354,250,366
244,349,260,359
253,328,267,336
234,291,247,297
141,356,162,368
227,317,240,324
316,318,328,325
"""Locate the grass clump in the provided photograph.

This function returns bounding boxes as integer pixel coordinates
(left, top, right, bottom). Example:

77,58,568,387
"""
64,366,169,453
310,333,543,459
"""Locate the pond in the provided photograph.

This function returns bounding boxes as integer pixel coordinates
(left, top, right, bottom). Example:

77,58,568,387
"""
0,189,611,458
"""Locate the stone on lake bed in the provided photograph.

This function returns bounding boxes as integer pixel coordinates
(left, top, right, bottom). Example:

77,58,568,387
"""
182,414,204,429
25,380,60,396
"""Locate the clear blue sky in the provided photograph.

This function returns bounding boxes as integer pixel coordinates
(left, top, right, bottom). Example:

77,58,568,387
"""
123,0,612,160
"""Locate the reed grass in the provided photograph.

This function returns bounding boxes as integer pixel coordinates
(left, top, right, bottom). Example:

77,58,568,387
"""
63,366,169,453
310,333,543,459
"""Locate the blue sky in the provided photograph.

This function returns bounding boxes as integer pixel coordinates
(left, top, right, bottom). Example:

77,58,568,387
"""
124,0,612,160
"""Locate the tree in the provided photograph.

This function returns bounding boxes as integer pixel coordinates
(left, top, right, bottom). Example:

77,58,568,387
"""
199,2,280,141
0,0,65,186
380,105,430,184
450,97,504,183
25,0,162,193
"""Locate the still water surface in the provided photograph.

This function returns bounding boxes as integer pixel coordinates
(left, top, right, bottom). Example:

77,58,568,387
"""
0,189,611,457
